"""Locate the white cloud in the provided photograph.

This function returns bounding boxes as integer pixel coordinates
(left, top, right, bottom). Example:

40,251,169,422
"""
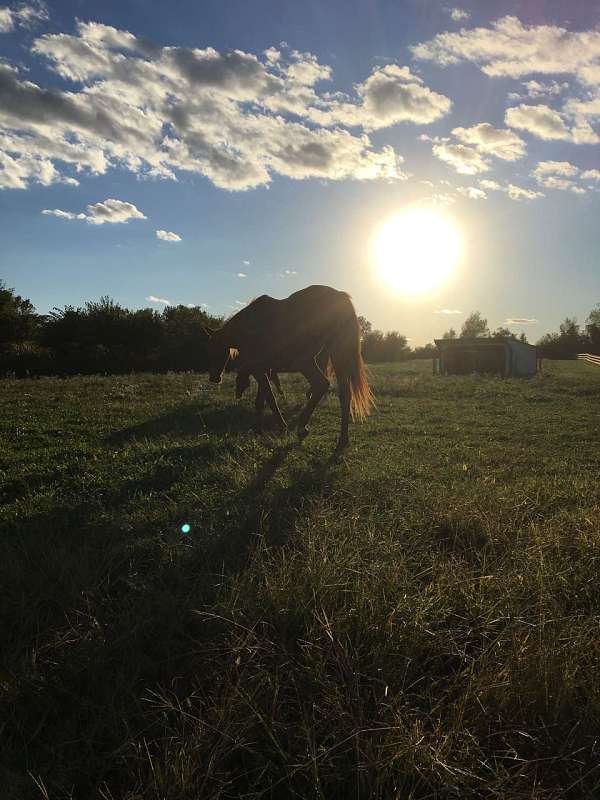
412,16,600,87
0,23,423,191
505,317,538,324
452,122,526,160
456,185,486,200
508,79,569,102
582,169,600,182
532,160,579,178
506,184,544,201
309,64,451,130
478,179,500,191
448,8,470,22
237,272,247,278
505,104,573,140
156,229,181,241
279,269,297,277
146,295,171,305
242,259,250,265
432,141,490,174
435,308,462,314
0,2,47,32
0,8,13,31
531,160,589,193
42,198,146,224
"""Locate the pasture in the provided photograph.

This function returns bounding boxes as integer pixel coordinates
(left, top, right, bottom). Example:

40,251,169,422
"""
2,360,600,799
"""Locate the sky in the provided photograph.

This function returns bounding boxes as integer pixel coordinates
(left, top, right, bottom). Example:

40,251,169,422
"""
0,0,599,345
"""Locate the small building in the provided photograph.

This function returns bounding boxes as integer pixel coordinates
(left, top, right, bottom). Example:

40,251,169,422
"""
434,337,539,377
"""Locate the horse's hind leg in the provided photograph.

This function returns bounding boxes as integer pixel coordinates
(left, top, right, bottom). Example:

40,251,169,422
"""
296,360,330,441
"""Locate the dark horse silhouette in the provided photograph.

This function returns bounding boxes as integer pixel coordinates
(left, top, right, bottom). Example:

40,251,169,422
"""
203,285,373,450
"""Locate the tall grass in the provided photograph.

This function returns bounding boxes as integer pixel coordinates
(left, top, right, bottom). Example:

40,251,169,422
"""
2,361,600,798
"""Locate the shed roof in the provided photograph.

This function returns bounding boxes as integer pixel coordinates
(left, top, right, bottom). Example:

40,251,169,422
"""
434,337,537,352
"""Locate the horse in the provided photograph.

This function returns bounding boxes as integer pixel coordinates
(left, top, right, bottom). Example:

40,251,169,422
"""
203,285,373,450
235,350,331,409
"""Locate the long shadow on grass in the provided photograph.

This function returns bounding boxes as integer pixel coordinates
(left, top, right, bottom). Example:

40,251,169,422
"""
108,398,304,443
0,438,336,800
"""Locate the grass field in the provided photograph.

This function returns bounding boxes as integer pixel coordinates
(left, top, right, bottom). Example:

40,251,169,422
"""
2,360,600,799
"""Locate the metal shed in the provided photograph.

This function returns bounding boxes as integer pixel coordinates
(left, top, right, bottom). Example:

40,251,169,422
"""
434,337,539,377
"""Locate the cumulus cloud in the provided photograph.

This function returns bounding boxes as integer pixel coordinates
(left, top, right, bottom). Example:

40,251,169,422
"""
432,141,490,174
309,64,451,130
413,16,600,143
412,16,600,87
456,185,486,200
42,198,146,224
0,22,430,191
0,2,47,32
505,104,572,140
582,168,600,182
448,8,470,22
506,184,544,201
508,79,569,102
435,308,462,314
146,295,171,305
156,229,181,241
237,272,247,278
452,123,526,160
530,160,588,193
242,259,250,265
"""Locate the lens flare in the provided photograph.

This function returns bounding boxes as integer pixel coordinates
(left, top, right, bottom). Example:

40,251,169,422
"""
181,523,191,534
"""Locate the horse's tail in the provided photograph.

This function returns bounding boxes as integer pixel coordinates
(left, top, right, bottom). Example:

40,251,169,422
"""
331,296,375,421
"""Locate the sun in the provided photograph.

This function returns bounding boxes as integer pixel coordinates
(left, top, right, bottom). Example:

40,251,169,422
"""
372,208,463,295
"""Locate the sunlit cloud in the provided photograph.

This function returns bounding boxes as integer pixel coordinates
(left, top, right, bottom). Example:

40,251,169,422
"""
435,308,462,314
0,22,432,192
432,141,490,174
412,16,600,87
0,1,48,32
448,8,470,22
456,186,486,200
146,295,171,305
156,229,181,241
505,317,538,324
237,272,248,278
42,198,146,224
452,123,526,161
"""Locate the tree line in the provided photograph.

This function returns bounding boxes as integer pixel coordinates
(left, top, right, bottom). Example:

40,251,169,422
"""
1,281,599,376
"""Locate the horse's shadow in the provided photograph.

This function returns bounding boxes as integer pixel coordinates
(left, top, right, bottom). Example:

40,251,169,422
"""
108,398,308,445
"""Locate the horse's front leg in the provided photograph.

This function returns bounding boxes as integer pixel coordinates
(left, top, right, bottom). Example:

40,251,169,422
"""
255,372,287,433
297,360,330,441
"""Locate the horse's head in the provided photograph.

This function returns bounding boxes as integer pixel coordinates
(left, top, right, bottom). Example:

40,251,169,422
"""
202,327,232,384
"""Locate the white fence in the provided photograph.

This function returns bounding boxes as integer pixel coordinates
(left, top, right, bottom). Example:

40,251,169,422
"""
577,353,600,366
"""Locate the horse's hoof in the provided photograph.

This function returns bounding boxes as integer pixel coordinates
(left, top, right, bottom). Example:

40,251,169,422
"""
298,426,309,441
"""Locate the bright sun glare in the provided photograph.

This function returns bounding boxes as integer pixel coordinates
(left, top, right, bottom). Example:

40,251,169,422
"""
372,208,462,295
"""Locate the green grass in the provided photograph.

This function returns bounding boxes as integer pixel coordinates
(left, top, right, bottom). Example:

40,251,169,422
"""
2,360,600,799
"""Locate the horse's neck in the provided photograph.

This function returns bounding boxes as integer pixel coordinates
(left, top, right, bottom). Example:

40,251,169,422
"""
216,315,242,347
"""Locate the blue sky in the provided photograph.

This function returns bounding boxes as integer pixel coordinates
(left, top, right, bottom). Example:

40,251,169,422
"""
1,0,599,344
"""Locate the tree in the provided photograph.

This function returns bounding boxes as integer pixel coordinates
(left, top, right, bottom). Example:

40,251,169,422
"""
442,328,457,339
460,311,489,338
586,304,600,353
492,326,516,339
0,281,39,347
357,315,372,339
518,332,528,344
